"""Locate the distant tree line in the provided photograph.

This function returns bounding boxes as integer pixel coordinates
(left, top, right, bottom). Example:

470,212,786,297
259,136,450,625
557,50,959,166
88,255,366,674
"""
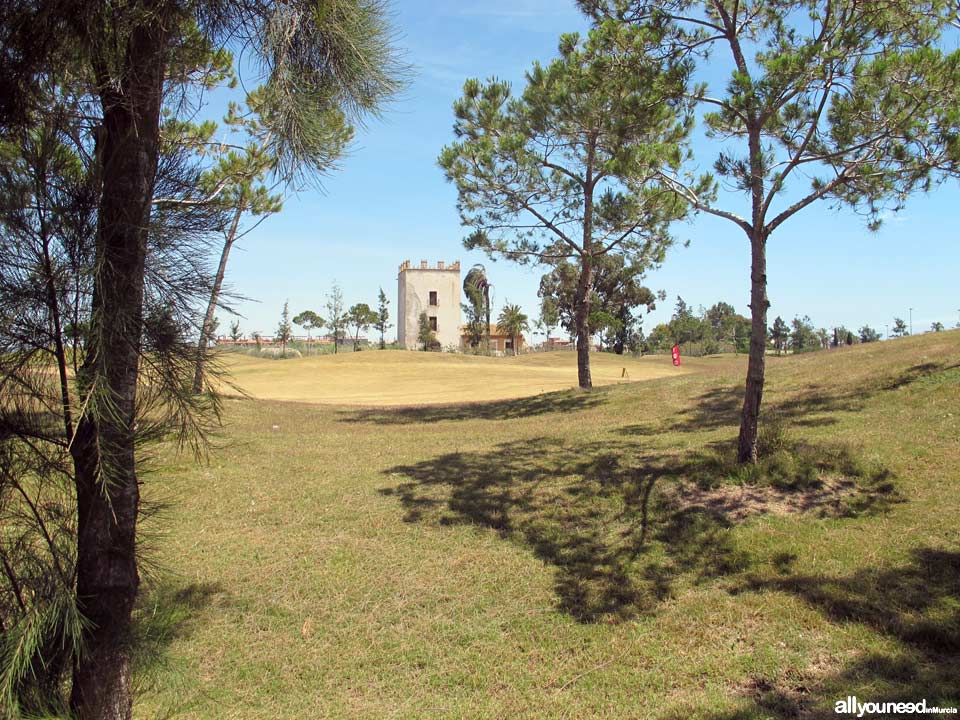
632,297,904,357
226,284,393,354
641,297,751,356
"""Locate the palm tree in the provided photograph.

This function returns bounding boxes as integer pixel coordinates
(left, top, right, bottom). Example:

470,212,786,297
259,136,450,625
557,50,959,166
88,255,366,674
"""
497,303,529,356
464,264,492,351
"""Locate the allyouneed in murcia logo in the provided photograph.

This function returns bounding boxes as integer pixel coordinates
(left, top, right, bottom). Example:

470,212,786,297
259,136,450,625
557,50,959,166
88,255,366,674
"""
835,697,958,717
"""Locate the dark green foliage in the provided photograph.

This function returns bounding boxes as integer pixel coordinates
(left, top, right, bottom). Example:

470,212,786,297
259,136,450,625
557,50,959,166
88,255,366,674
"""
418,312,438,351
293,310,324,339
790,316,820,354
770,317,790,356
496,302,530,356
346,302,378,351
645,300,751,356
892,317,909,337
538,254,658,354
859,325,881,343
462,266,490,350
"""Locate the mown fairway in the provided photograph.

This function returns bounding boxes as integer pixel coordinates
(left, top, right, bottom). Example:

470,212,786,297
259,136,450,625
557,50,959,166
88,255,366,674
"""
138,333,959,719
220,349,690,405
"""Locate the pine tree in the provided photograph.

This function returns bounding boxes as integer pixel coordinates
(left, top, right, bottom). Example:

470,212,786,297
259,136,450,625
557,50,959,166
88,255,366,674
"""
440,24,700,388
375,288,391,349
276,301,293,354
579,0,960,461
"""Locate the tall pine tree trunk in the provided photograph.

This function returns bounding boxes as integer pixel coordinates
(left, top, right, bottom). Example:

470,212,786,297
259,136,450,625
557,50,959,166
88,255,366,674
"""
69,11,167,719
736,229,768,463
736,123,769,464
193,204,243,393
576,158,596,390
574,253,594,389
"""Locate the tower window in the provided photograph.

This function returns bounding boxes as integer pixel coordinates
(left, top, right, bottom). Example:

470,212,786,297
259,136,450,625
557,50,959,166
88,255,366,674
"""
429,316,438,331
429,291,438,306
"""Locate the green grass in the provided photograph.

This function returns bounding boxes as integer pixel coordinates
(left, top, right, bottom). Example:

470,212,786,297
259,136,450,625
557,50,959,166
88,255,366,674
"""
136,332,960,719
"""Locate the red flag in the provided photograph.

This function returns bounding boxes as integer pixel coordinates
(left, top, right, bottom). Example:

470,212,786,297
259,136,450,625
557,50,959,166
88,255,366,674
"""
671,344,681,367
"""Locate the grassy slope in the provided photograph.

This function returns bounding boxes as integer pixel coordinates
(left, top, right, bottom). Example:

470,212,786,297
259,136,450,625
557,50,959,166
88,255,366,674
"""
219,349,691,405
138,333,959,719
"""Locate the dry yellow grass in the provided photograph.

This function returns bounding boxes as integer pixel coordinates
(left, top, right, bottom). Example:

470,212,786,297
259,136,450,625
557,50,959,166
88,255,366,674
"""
219,349,696,405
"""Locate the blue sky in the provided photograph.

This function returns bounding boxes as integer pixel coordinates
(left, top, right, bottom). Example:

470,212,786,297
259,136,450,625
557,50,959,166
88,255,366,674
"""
214,0,960,341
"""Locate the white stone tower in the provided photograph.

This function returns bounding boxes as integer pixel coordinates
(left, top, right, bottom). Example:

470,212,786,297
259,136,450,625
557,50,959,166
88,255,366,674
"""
397,259,461,350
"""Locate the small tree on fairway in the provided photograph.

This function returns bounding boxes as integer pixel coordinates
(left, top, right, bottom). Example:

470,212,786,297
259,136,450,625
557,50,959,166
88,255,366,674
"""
293,310,324,340
229,319,243,342
790,316,819,354
859,326,881,343
276,301,293,354
892,317,909,337
580,0,960,461
770,317,789,356
375,288,391,349
326,283,346,353
347,303,378,351
418,311,438,351
497,303,531,356
439,24,698,388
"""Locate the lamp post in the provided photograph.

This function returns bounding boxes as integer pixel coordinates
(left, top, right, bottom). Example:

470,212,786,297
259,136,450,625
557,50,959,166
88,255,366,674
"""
909,307,913,336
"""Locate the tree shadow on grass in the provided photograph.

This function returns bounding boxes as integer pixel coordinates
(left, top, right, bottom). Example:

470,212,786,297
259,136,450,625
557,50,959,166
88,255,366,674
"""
380,435,895,623
382,437,750,622
686,548,960,719
637,359,960,438
657,384,869,435
133,581,225,677
882,361,960,390
338,388,607,425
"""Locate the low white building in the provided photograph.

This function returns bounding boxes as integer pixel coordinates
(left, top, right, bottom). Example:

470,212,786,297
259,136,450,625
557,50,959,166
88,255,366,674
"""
397,259,461,350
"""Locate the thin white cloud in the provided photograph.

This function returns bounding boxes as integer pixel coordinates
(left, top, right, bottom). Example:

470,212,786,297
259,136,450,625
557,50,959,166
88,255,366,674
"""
439,1,581,27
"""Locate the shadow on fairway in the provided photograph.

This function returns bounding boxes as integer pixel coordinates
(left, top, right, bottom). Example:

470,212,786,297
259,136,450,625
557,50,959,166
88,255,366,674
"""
638,359,960,438
657,384,867,435
682,548,960,719
133,581,225,668
380,434,896,623
338,388,606,424
382,437,747,622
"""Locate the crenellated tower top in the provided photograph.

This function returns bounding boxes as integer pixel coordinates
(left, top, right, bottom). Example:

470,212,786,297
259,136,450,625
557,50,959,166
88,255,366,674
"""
398,259,460,273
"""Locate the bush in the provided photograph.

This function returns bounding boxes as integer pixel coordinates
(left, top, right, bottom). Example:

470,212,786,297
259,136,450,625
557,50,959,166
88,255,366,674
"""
690,417,894,500
245,347,302,360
